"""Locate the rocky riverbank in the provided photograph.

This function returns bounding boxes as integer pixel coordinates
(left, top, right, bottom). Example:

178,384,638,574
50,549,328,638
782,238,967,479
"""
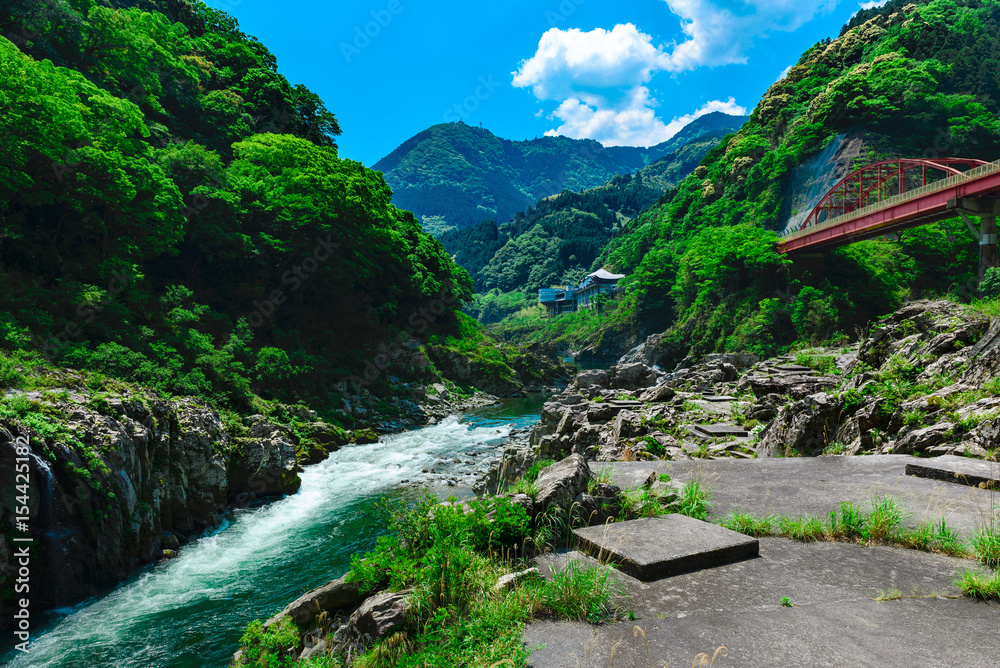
479,299,1000,492
0,339,573,631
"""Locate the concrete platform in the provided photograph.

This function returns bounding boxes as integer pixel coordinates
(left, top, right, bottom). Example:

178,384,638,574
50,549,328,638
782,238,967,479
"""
524,537,999,668
702,395,737,402
773,364,814,372
573,515,759,580
693,423,748,438
591,456,997,537
905,454,1000,489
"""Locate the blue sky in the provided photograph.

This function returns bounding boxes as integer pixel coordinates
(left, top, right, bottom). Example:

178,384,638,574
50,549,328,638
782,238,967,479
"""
206,0,885,166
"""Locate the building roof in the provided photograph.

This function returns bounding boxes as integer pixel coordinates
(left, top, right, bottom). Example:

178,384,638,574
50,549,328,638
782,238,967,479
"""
588,269,625,280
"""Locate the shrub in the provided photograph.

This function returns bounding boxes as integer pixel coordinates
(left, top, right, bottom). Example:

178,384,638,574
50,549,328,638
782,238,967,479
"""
236,617,300,668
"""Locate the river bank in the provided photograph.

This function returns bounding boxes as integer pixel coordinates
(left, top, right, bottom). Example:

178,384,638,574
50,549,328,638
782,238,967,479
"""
0,396,549,666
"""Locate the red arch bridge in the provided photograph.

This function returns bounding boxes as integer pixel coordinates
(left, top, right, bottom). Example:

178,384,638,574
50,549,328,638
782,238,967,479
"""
778,157,1000,282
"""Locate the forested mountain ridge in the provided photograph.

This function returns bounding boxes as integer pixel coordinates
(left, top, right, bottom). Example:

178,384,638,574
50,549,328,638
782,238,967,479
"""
580,0,1000,364
0,0,518,417
373,112,748,235
439,120,738,293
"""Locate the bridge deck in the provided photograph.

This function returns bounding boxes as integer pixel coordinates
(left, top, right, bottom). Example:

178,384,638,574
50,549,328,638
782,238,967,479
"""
780,160,1000,253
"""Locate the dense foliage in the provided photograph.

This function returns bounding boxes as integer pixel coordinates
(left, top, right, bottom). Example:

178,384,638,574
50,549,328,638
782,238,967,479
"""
0,0,473,413
591,0,1000,362
375,112,747,234
439,116,745,326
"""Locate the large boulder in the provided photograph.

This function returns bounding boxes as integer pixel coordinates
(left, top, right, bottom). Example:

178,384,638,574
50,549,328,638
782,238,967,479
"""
474,443,536,496
609,363,656,390
857,300,989,372
757,392,844,457
534,454,591,515
229,416,301,500
738,372,840,399
266,575,364,628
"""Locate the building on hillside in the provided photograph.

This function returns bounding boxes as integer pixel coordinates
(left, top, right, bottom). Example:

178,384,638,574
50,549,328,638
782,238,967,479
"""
538,269,625,316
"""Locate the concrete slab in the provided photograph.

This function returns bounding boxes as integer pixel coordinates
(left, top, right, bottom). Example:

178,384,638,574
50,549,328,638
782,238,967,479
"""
905,454,1000,489
609,400,643,408
702,395,737,402
573,515,759,580
772,364,814,372
693,423,748,437
524,537,999,668
591,456,997,537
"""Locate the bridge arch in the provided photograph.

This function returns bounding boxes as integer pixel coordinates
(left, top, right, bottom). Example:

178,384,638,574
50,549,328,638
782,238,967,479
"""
798,158,989,231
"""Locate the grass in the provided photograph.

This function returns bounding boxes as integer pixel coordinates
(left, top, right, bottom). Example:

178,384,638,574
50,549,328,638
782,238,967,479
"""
971,524,1000,568
541,561,620,622
779,596,793,607
725,497,976,557
234,491,630,667
955,569,1000,600
675,478,712,521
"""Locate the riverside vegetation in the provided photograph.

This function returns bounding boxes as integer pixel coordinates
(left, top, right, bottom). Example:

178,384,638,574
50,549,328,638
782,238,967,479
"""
0,0,572,629
452,0,1000,363
4,0,1000,664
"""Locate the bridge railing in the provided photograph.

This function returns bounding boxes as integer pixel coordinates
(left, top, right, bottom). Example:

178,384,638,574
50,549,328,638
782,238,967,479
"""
780,159,1000,243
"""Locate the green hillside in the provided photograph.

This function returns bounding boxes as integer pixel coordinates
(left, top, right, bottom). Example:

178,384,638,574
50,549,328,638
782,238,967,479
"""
569,0,1000,362
0,0,475,415
373,112,748,234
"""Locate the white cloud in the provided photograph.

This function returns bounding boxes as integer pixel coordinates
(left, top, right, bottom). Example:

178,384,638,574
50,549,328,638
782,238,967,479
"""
776,63,793,82
659,0,841,72
858,0,889,9
545,92,747,147
512,24,671,100
513,24,750,146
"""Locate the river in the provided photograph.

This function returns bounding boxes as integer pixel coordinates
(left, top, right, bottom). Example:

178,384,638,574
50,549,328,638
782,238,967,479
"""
1,396,545,668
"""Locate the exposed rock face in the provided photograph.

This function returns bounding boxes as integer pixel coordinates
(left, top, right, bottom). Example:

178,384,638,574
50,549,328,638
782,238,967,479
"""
266,575,364,628
339,590,411,648
757,392,844,457
0,391,302,623
534,454,591,515
473,441,537,496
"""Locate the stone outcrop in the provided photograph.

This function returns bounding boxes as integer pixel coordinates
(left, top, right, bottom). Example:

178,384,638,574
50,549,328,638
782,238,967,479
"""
534,454,591,515
0,390,302,624
757,392,844,457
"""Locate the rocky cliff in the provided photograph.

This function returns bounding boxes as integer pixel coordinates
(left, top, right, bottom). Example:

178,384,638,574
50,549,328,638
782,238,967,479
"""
0,386,307,627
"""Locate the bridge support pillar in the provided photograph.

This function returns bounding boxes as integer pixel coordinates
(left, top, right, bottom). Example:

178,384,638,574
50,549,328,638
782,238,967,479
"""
979,199,1000,287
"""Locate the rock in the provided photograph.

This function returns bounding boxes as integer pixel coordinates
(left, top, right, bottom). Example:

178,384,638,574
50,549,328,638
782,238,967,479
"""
611,410,645,441
610,363,656,390
494,567,541,592
266,575,364,628
535,454,591,515
639,384,676,402
886,423,953,455
757,392,844,457
739,372,840,399
572,493,617,526
506,493,535,518
574,369,609,390
351,428,380,444
342,590,411,648
474,443,536,496
229,417,301,499
748,393,784,421
857,300,989,372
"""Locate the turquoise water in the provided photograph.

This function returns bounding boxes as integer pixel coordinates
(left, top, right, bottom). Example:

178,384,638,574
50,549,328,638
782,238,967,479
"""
1,397,544,668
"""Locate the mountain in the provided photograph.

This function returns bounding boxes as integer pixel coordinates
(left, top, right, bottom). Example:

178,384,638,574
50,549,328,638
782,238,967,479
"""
583,0,1000,362
373,112,749,235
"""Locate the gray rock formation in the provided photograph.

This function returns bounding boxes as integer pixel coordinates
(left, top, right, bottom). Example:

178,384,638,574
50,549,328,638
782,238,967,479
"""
534,454,591,515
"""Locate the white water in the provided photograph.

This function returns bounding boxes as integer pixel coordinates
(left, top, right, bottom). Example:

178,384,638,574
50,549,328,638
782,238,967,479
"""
3,408,534,668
